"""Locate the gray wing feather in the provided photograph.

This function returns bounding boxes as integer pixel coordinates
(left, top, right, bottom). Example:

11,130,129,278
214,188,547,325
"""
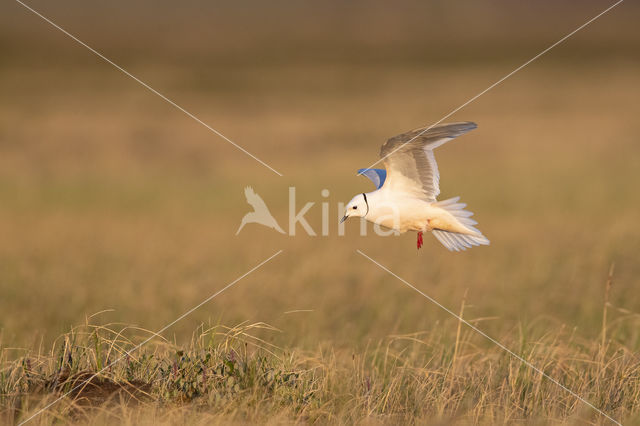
379,122,476,201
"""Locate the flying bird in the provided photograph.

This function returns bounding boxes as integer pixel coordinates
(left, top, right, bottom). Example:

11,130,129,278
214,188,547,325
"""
341,122,489,251
236,187,285,235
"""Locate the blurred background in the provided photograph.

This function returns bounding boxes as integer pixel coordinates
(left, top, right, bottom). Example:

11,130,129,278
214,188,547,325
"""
1,0,639,350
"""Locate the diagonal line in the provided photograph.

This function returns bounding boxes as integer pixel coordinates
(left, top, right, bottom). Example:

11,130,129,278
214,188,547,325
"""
18,249,283,425
361,0,624,173
356,249,621,426
15,0,283,177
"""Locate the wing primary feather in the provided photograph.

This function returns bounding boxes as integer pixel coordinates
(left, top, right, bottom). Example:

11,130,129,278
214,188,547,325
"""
379,122,477,202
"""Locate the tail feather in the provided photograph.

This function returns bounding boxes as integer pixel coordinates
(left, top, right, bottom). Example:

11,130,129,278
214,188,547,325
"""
432,196,490,251
433,229,489,251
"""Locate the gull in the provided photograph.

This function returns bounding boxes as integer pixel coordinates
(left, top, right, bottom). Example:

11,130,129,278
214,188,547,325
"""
341,122,489,251
236,187,285,235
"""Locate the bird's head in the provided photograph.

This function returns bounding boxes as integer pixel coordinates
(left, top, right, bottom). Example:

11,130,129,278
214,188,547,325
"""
340,193,369,223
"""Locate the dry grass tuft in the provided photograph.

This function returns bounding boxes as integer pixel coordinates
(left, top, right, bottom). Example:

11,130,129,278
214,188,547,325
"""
2,314,640,424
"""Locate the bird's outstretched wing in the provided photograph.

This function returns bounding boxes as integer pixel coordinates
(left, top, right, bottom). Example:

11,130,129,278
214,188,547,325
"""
379,122,477,202
357,168,387,189
244,186,269,211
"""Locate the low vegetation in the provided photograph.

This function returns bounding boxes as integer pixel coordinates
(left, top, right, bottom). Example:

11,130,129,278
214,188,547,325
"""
3,293,640,425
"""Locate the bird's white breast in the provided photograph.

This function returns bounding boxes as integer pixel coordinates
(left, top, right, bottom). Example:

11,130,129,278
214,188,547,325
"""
364,189,434,233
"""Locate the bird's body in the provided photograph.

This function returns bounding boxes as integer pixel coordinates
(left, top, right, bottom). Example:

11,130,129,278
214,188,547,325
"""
364,191,472,234
342,122,489,251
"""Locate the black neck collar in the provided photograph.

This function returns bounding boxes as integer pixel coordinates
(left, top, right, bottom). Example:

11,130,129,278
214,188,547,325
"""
362,193,369,216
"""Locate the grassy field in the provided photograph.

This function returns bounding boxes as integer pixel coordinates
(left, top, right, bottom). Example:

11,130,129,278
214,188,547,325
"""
2,1,640,424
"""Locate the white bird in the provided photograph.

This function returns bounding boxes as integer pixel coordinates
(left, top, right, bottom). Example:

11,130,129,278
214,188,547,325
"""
236,187,285,235
341,122,489,251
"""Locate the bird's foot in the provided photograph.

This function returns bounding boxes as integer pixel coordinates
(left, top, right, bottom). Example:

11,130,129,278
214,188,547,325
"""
417,231,423,250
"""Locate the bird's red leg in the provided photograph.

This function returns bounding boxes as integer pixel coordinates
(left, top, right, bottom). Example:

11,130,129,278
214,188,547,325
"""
417,231,424,249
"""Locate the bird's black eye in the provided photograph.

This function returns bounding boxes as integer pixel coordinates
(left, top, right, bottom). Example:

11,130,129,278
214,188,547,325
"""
353,206,357,210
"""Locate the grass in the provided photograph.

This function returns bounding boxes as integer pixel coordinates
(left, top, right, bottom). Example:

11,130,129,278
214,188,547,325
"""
3,290,640,424
3,271,640,424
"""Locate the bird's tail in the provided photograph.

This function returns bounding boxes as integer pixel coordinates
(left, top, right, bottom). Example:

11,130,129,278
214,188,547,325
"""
432,197,490,251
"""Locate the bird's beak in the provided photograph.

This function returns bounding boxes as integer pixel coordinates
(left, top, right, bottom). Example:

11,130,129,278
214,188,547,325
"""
340,214,348,224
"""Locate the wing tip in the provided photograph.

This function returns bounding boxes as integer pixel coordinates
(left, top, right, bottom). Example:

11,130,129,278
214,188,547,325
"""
447,121,477,134
357,168,387,189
